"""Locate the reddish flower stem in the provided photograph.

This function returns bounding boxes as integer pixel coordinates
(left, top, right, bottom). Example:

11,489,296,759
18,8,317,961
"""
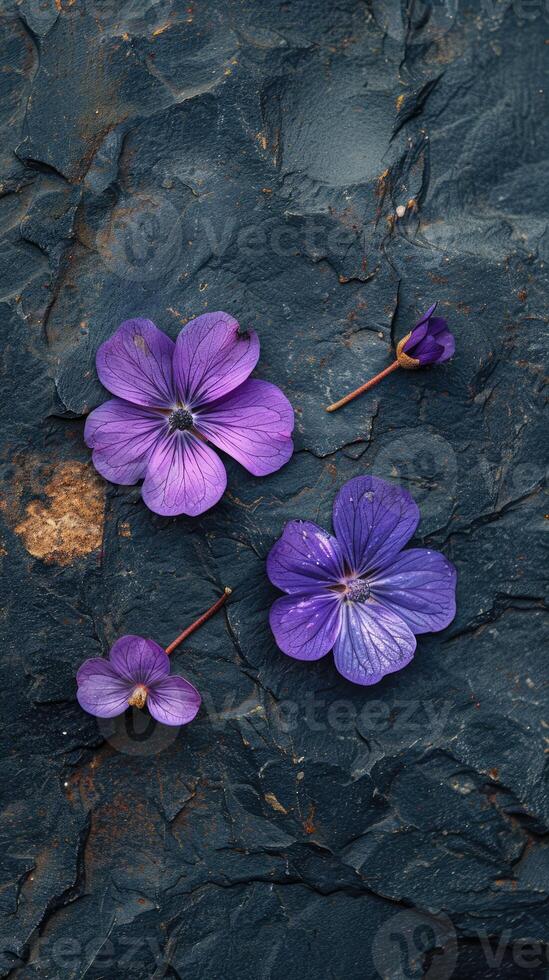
165,588,232,655
325,360,400,412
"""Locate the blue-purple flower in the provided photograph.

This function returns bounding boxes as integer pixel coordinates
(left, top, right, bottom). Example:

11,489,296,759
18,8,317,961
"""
85,312,294,517
267,475,456,686
397,303,455,367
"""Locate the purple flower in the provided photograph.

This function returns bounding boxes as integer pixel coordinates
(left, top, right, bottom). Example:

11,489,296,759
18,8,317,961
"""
85,313,294,516
397,303,455,367
326,302,455,412
267,475,456,686
77,635,201,726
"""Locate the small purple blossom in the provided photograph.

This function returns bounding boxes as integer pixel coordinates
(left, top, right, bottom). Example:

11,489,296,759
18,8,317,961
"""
326,302,455,411
267,475,457,686
85,313,294,517
77,635,201,726
398,303,455,367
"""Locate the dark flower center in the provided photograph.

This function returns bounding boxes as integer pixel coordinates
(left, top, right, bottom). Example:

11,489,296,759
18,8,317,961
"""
346,579,371,603
169,408,194,431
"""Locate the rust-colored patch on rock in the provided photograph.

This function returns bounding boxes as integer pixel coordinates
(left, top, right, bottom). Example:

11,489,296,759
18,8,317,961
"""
264,792,288,814
14,462,104,565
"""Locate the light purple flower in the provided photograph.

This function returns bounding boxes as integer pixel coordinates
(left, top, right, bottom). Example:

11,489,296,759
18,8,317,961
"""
77,635,201,726
85,313,294,516
398,303,455,367
267,475,457,686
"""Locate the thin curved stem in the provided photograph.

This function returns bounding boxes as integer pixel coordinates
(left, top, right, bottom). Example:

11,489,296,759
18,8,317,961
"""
326,360,400,412
165,588,232,655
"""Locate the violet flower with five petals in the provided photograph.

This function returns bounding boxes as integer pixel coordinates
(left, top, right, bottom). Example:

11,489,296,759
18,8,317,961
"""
85,313,294,516
267,476,456,685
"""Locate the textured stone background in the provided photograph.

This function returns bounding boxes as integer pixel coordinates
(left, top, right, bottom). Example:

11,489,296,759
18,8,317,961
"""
0,1,547,977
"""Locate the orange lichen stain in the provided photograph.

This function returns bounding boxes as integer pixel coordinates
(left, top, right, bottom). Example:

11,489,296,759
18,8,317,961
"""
118,522,131,538
376,168,389,197
167,307,189,323
14,462,104,565
256,132,268,151
396,93,405,111
303,804,316,835
152,22,170,37
264,792,288,814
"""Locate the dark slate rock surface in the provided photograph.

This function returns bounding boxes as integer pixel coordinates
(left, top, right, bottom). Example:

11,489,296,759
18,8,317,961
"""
0,1,547,977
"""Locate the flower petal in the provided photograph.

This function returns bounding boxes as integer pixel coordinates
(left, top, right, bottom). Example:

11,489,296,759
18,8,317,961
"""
332,476,419,576
333,601,416,685
417,302,438,325
433,329,455,363
269,592,342,661
76,658,134,718
427,316,448,337
173,311,259,407
109,635,170,684
370,548,457,634
96,318,176,408
267,520,346,594
147,675,201,726
404,321,429,350
404,303,438,348
196,379,294,476
141,430,226,517
85,398,164,484
412,335,445,366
